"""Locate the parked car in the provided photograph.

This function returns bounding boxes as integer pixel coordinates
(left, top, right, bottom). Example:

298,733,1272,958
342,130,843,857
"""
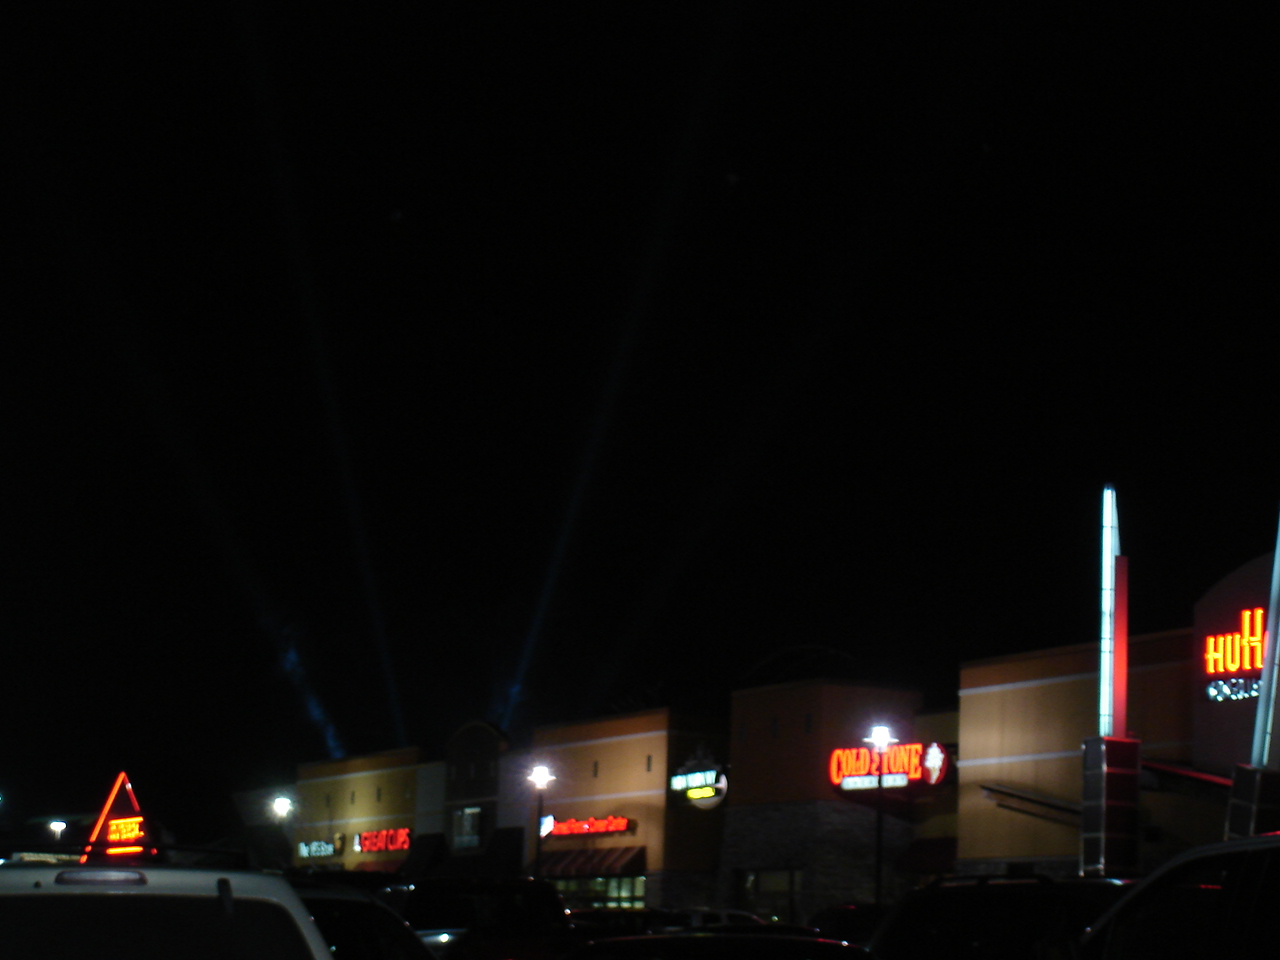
703,923,823,938
289,874,432,959
1077,833,1280,959
563,932,871,958
866,875,1132,959
806,904,888,946
391,876,581,959
0,860,332,959
657,907,766,930
571,908,692,937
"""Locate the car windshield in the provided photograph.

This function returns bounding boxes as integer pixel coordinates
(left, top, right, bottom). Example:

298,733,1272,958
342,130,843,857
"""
0,894,316,960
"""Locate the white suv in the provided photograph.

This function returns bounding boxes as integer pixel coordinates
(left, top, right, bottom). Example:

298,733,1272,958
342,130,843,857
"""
0,861,332,959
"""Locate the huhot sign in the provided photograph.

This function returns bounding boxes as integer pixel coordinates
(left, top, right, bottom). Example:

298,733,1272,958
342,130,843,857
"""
1204,607,1268,702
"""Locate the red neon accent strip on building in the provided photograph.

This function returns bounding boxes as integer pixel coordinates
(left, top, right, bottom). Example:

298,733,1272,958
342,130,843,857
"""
549,816,630,836
105,846,146,856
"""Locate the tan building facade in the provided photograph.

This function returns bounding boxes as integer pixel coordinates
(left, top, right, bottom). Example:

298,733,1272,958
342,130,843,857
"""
957,551,1273,876
292,747,441,872
529,706,725,909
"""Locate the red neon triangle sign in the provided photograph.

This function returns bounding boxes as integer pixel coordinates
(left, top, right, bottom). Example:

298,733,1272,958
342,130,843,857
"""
81,771,149,862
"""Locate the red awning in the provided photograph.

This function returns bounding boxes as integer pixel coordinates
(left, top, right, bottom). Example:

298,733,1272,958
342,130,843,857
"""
352,859,406,872
539,846,646,878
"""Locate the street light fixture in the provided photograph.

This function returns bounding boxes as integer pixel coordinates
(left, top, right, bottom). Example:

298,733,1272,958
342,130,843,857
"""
527,765,556,878
271,796,294,820
49,821,67,843
865,724,898,905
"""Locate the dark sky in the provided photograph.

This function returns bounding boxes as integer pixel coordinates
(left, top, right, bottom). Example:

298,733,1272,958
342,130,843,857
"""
8,5,1274,837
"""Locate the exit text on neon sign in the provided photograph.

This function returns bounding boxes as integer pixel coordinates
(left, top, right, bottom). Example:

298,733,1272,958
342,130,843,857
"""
549,816,630,836
107,817,144,843
1205,608,1267,676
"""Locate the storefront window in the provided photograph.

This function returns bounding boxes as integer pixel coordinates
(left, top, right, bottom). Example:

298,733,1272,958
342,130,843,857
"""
553,875,647,910
737,868,802,922
451,805,481,849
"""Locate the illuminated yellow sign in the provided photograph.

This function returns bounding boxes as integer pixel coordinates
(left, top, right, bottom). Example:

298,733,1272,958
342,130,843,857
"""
687,786,716,799
107,817,144,843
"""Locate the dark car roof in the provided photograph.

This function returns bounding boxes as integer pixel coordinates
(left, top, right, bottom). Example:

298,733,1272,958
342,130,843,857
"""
1080,832,1280,947
566,933,869,958
868,876,1132,959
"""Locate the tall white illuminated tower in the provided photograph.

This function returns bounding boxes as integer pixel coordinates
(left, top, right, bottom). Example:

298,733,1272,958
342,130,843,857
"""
1099,485,1128,738
1081,484,1139,878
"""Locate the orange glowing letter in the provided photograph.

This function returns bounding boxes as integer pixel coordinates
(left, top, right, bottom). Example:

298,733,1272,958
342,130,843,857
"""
1226,632,1242,673
1244,609,1265,671
907,743,923,780
1206,634,1225,675
855,747,871,776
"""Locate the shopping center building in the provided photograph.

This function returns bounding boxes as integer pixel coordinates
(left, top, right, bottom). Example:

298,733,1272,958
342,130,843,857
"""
956,551,1275,877
718,680,956,919
279,684,958,915
291,746,442,873
527,706,725,910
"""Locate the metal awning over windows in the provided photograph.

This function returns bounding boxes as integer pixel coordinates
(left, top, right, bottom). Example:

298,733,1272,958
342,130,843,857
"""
538,845,646,878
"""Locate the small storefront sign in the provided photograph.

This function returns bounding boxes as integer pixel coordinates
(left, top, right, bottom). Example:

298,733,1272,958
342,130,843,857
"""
547,816,631,836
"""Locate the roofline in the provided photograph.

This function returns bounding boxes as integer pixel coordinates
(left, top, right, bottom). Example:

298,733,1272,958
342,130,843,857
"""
961,626,1193,670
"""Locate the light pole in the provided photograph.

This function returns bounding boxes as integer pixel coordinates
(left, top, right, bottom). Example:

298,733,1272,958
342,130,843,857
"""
865,724,898,905
527,764,556,879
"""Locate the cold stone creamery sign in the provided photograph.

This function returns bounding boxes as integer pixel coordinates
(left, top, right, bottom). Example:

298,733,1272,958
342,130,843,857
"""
1204,607,1268,702
828,743,949,790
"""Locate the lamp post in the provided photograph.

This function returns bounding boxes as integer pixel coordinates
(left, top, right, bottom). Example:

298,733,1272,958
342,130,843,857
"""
865,724,898,905
527,764,556,879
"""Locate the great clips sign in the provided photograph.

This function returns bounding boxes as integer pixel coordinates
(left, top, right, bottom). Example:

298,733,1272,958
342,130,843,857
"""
353,828,411,853
828,743,949,791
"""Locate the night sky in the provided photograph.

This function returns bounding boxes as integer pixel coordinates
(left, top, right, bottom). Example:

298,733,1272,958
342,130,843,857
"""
8,6,1274,839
